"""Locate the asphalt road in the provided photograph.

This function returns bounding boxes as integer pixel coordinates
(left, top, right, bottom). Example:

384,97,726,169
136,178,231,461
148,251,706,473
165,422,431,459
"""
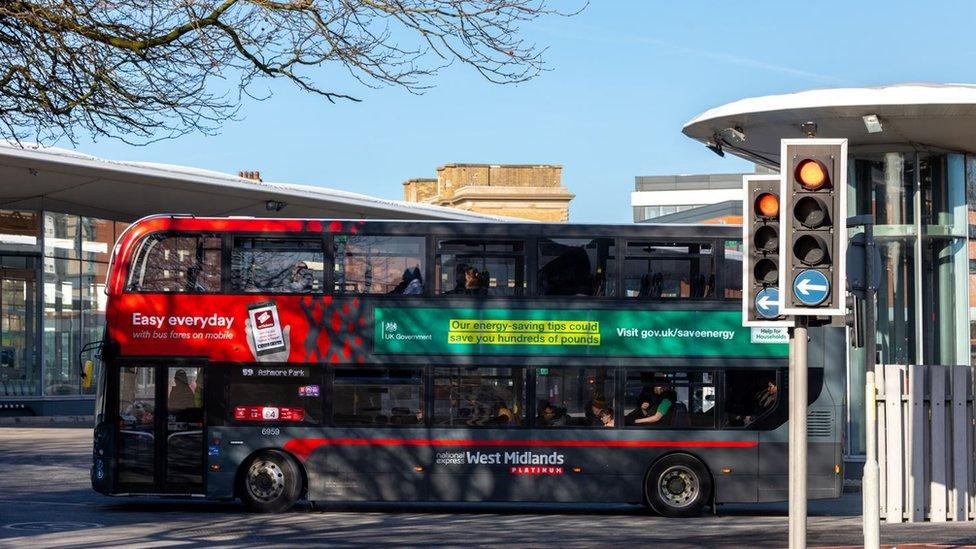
1,427,975,548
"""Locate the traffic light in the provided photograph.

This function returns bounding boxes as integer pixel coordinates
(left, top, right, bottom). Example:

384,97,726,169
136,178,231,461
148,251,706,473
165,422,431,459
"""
742,174,791,327
779,139,847,316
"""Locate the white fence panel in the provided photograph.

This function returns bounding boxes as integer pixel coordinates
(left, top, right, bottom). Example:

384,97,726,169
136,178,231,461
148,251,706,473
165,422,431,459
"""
874,364,973,522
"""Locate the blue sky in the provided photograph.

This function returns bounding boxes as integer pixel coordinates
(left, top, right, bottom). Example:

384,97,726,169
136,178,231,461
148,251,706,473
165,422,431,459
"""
63,1,976,223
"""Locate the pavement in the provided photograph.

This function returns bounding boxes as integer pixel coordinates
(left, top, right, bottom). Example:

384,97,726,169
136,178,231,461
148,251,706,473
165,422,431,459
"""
2,426,976,548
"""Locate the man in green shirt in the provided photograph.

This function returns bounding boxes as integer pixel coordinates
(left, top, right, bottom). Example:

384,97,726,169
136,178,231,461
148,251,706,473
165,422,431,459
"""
626,384,676,426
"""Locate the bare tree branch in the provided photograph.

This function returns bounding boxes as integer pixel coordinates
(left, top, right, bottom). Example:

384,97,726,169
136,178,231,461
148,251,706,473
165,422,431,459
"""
0,0,581,145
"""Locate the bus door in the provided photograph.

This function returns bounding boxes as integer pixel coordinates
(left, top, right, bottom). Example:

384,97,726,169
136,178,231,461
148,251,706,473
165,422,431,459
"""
116,364,205,494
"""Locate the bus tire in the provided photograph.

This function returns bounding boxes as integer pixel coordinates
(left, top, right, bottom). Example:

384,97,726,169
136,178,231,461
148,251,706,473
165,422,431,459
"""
239,450,303,513
644,453,711,518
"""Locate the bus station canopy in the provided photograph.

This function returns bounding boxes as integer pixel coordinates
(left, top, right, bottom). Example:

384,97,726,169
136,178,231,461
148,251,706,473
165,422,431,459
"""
682,83,976,167
0,142,505,222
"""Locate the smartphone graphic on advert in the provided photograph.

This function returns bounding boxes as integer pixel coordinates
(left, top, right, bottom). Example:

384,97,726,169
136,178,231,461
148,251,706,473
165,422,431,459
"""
247,300,287,357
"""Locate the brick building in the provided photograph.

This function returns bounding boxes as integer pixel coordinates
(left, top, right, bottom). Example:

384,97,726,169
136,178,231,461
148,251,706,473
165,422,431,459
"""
403,164,574,222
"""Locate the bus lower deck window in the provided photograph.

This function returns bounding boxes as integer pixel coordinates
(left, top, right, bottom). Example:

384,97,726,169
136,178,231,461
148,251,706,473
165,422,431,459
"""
535,367,614,427
623,370,715,429
432,367,525,427
332,368,424,426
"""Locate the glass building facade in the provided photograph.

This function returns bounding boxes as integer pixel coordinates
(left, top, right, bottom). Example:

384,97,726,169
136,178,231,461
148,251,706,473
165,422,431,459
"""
0,209,128,414
845,151,970,456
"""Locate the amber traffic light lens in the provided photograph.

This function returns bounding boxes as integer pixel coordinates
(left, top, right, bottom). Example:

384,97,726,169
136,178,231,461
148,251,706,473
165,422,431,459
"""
755,193,779,218
795,159,828,190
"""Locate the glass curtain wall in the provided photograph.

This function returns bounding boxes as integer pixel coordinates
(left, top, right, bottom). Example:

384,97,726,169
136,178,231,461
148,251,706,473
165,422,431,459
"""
0,211,40,398
42,213,125,396
846,152,969,457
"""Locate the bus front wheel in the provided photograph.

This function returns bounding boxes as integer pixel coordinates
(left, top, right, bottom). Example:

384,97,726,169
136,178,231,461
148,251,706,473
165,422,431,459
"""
644,454,711,517
239,450,303,513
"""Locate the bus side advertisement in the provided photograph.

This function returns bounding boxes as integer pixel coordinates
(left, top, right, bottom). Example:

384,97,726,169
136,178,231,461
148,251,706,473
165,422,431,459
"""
111,294,787,362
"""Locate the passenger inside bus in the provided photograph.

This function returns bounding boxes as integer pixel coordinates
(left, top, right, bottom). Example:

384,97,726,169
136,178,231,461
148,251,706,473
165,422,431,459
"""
121,401,155,427
625,384,676,426
287,261,314,292
487,404,518,426
538,247,592,296
444,264,486,295
743,380,777,425
598,407,614,427
537,402,568,427
389,267,423,295
168,369,196,411
584,397,608,426
724,373,778,427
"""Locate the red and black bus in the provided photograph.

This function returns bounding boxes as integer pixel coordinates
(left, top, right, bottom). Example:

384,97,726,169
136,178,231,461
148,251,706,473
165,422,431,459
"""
91,215,844,515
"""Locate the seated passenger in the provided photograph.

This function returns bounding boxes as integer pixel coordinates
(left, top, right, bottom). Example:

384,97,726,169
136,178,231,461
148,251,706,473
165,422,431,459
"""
598,407,614,428
484,403,517,426
628,384,676,426
445,263,471,295
744,380,777,425
467,267,486,295
288,261,314,292
625,396,655,426
403,267,423,295
584,397,607,426
168,369,196,412
537,402,568,427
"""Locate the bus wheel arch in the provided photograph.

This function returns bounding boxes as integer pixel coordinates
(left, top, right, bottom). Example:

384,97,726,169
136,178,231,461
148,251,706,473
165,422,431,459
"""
236,448,306,513
643,452,713,517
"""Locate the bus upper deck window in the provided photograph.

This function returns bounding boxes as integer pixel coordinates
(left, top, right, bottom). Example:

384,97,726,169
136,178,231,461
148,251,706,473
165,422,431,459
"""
232,238,325,293
125,233,221,293
334,235,426,295
537,238,616,297
436,239,525,296
622,241,713,299
723,239,743,300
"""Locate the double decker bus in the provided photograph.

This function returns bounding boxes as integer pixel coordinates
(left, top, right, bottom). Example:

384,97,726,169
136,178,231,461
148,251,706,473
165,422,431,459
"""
91,215,844,515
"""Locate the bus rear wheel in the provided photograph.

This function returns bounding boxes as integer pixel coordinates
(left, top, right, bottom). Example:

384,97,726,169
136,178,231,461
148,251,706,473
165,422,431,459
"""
645,454,711,517
239,450,303,513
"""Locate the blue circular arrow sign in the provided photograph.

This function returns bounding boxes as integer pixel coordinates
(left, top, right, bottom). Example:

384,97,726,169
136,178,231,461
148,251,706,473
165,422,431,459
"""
754,287,781,319
793,270,830,306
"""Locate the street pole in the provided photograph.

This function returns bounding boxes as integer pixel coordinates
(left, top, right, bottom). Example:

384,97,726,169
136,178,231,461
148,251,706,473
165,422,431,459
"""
789,316,808,549
862,221,880,549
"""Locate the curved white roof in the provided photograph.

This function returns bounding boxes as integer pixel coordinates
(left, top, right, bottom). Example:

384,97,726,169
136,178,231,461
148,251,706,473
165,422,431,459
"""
0,141,512,222
683,83,976,165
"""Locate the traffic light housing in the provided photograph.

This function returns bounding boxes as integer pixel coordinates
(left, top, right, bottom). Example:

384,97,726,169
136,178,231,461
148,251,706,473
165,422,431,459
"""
845,293,864,348
779,139,847,316
742,174,791,327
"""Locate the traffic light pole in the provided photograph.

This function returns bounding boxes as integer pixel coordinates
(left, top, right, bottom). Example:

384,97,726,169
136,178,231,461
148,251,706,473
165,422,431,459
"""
788,316,808,549
862,220,880,549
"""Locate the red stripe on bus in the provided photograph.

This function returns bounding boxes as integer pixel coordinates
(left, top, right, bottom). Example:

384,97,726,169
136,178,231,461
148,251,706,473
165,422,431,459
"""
282,438,758,460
